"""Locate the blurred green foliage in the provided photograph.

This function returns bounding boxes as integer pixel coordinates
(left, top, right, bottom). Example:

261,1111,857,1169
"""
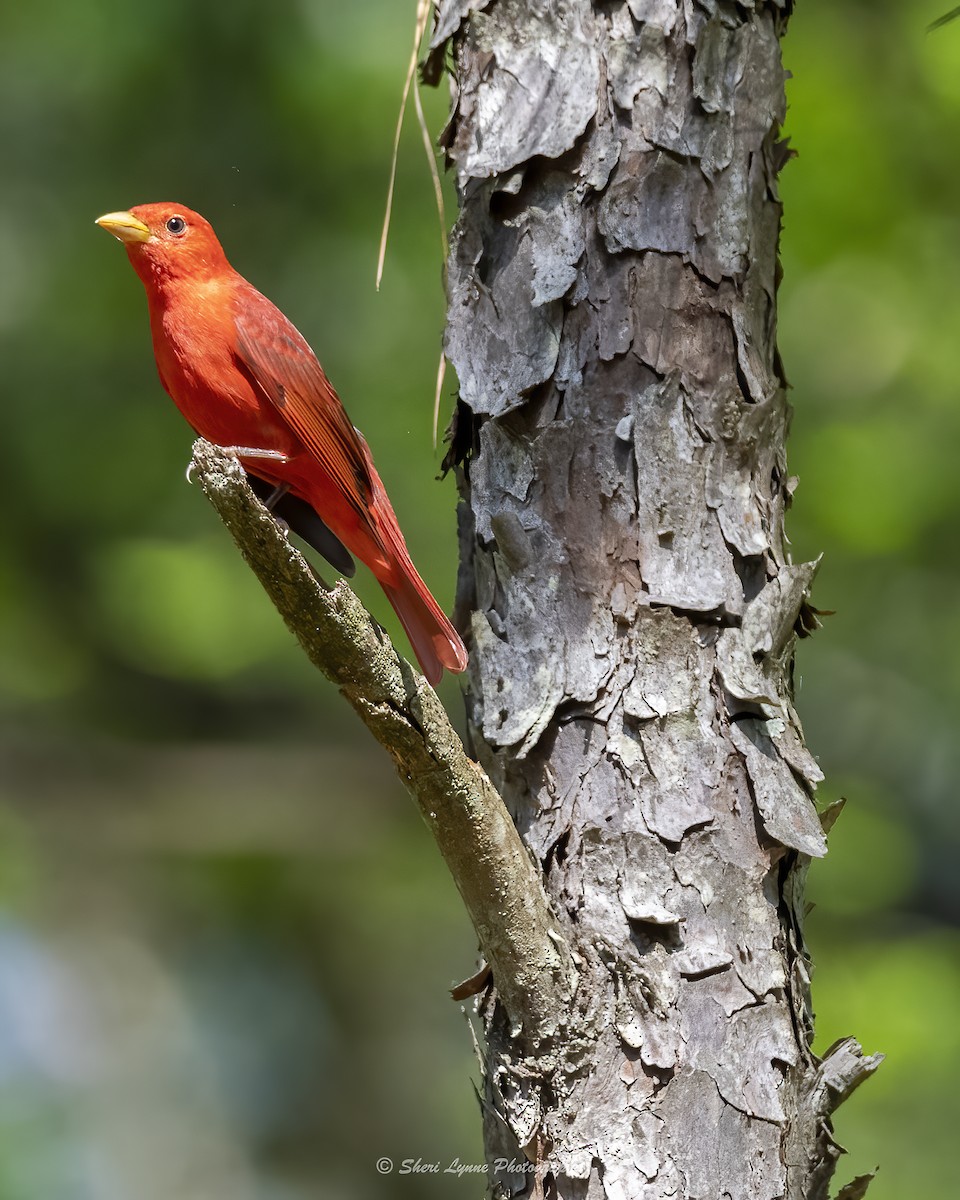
782,3,960,1194
0,0,957,1196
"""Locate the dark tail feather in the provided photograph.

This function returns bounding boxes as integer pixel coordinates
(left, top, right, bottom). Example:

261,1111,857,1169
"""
248,475,356,577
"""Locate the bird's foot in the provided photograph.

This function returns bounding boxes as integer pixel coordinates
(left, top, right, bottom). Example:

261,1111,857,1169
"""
185,447,289,484
221,446,291,464
262,482,290,510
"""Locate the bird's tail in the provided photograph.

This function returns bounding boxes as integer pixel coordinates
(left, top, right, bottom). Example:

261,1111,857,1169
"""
350,443,467,684
382,564,467,686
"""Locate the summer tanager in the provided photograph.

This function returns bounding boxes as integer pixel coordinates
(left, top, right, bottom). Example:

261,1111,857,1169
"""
96,202,467,684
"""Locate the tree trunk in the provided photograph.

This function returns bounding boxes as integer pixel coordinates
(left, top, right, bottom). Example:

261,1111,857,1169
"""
434,1,880,1197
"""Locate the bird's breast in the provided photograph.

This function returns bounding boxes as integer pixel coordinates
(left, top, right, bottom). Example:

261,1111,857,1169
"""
149,293,301,460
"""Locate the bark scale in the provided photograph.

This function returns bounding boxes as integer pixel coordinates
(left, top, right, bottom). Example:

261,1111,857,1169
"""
433,1,880,1197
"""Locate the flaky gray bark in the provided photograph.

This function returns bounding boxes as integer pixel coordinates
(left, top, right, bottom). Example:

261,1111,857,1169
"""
433,1,881,1197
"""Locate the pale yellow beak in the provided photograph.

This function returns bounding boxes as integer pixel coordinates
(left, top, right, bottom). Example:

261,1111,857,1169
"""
95,211,151,244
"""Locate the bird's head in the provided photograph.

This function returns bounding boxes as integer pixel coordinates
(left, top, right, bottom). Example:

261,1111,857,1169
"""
95,202,230,285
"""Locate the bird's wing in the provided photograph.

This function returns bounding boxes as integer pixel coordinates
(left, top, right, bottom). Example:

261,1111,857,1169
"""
233,289,375,528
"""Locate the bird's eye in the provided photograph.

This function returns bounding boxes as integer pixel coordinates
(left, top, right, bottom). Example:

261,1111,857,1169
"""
165,216,186,235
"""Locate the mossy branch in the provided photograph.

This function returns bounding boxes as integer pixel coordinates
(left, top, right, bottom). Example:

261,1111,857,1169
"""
190,439,576,1042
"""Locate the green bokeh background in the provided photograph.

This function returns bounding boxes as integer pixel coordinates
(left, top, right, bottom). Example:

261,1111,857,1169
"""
1,1,957,1196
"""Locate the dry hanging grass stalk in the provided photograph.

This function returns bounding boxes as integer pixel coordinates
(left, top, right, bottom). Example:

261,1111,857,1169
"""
431,346,447,449
929,7,960,31
376,0,446,290
376,0,450,448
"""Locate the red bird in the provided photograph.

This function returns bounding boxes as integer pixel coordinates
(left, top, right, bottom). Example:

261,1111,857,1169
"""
96,202,467,684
